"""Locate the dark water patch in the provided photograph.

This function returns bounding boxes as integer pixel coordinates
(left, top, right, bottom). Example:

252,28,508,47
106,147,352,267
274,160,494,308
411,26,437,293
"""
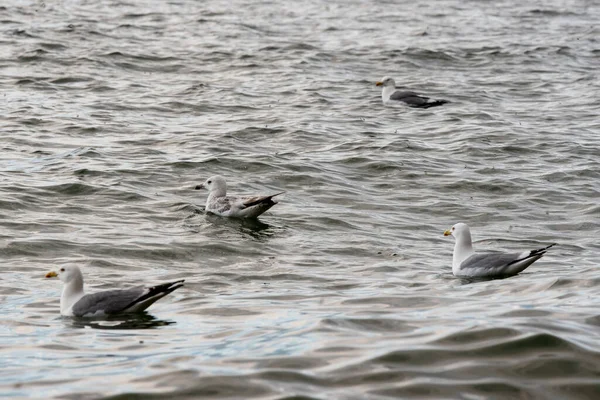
112,61,184,73
227,126,288,137
15,77,51,85
252,370,322,387
15,117,48,126
283,43,320,51
63,126,102,135
89,84,117,92
0,198,28,211
66,313,177,330
343,296,457,310
188,307,261,317
321,283,362,291
527,9,580,16
100,51,178,62
84,245,199,263
41,182,100,196
214,272,329,284
9,28,36,37
498,309,553,318
585,315,600,327
122,12,166,20
50,76,95,85
513,357,600,379
167,160,207,170
38,42,68,51
371,381,529,399
103,375,273,399
158,100,200,111
73,168,110,178
403,47,459,62
545,383,600,400
376,333,591,365
321,317,415,334
434,327,520,346
441,179,521,195
547,277,600,290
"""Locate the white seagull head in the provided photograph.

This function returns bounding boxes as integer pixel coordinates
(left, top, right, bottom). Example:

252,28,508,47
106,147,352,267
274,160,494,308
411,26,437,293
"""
444,222,471,240
375,76,396,88
45,265,82,284
196,175,228,197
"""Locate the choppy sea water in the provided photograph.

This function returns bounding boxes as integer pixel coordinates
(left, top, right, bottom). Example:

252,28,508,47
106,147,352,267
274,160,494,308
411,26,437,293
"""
1,0,599,399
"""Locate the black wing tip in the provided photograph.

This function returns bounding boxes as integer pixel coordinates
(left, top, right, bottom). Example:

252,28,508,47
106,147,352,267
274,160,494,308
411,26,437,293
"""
530,243,557,258
167,279,185,289
150,280,185,293
243,192,285,208
507,243,556,267
423,99,449,108
538,243,557,252
120,280,185,312
410,99,449,109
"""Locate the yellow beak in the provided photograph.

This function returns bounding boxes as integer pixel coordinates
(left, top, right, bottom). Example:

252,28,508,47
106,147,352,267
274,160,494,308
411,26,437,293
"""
375,81,383,86
45,271,58,278
443,230,452,236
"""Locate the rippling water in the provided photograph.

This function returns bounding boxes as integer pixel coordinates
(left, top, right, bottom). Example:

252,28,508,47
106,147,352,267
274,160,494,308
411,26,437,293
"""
2,0,599,398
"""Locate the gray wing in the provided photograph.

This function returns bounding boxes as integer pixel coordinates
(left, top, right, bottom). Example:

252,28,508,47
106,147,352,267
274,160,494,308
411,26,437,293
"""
208,196,233,214
72,288,145,317
460,253,524,274
241,192,285,208
459,244,554,277
389,90,430,106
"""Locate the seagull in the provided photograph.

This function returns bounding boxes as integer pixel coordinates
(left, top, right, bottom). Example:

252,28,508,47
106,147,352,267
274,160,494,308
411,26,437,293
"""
376,76,448,108
443,223,555,277
195,175,284,219
45,266,184,317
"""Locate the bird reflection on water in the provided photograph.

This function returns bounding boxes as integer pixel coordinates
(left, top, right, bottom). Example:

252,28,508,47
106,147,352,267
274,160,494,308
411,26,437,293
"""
205,213,278,241
65,312,176,330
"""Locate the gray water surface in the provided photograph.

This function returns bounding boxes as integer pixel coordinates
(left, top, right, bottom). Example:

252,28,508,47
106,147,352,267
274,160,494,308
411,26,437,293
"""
1,0,599,399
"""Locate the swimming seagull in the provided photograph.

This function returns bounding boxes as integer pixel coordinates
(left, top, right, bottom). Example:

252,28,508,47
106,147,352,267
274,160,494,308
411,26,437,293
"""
195,175,284,219
376,76,448,108
45,266,184,317
443,223,555,277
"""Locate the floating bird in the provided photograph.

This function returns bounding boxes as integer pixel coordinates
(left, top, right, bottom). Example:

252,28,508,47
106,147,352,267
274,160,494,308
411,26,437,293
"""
195,175,283,219
45,266,184,317
376,76,448,108
444,223,555,277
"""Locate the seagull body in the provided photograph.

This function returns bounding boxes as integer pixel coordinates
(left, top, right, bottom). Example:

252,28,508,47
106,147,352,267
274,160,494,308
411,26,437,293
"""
376,76,448,108
195,175,283,219
45,266,184,317
444,223,555,277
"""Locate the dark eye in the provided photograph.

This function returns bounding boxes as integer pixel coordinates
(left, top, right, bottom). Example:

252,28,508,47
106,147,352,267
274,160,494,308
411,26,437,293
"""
60,268,65,272
208,180,212,184
452,227,455,231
